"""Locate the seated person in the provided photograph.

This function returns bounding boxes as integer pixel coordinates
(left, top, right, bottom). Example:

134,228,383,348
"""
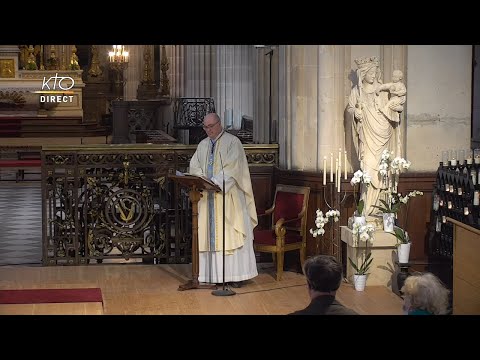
289,255,358,315
401,272,450,315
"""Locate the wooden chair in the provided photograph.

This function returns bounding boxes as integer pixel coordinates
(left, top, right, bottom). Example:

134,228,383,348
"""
253,184,310,281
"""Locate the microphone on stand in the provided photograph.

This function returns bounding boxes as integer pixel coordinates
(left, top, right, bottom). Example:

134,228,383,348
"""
212,150,236,296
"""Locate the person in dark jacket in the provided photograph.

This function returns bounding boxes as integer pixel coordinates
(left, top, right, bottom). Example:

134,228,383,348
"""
289,255,358,315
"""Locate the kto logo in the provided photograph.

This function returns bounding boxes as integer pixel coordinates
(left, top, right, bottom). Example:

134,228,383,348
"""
35,73,75,103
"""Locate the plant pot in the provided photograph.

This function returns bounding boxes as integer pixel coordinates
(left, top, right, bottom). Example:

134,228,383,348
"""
353,215,366,226
383,213,395,232
398,242,411,264
353,274,367,291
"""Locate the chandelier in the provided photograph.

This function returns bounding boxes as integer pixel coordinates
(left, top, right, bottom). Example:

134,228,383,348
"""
108,45,129,100
108,45,129,65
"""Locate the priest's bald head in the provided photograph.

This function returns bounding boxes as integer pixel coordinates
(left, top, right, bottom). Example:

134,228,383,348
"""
202,113,223,139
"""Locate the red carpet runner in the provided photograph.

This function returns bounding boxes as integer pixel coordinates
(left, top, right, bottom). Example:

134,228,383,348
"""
0,288,103,305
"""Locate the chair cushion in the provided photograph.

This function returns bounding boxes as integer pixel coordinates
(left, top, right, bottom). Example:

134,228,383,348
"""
254,229,303,245
273,191,304,227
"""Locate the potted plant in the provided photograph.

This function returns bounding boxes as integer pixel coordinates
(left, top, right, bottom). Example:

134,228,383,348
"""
393,227,411,263
348,252,373,291
348,222,375,291
371,190,424,232
350,170,371,225
310,208,340,254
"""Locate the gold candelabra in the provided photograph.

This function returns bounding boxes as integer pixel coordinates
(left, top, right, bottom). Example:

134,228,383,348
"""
108,45,129,100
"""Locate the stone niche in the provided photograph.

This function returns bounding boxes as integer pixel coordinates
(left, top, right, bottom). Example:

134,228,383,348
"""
341,226,398,287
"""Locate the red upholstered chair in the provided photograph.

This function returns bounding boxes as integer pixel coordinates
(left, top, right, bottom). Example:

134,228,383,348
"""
253,184,310,281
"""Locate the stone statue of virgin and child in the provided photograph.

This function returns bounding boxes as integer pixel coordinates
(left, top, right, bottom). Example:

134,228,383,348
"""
346,56,406,224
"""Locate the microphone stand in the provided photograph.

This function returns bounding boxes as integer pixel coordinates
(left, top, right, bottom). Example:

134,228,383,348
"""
212,151,236,296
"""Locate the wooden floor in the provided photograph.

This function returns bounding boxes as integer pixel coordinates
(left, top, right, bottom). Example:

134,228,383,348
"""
0,263,403,315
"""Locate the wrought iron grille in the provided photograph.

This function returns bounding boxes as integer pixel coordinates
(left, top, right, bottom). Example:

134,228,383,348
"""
41,144,278,266
173,97,216,144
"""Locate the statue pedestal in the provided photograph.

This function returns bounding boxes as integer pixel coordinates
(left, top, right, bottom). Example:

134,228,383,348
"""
340,226,397,287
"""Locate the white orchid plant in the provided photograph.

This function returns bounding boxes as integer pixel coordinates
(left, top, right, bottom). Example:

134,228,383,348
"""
348,222,376,275
350,170,371,217
379,149,411,194
374,149,423,214
310,209,340,254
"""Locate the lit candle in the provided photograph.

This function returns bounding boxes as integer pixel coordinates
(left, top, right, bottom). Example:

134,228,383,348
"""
442,215,446,223
474,190,479,206
344,150,347,180
464,207,469,216
451,158,457,166
330,153,333,183
323,156,327,186
447,201,452,209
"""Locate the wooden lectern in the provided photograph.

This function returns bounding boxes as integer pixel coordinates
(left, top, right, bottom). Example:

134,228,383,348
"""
169,174,221,291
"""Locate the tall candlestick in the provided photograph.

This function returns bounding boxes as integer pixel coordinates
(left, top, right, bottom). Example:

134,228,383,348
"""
323,156,327,185
344,150,347,180
330,153,333,183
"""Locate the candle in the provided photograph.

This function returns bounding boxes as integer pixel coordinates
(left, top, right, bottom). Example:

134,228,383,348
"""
337,165,341,193
474,191,479,206
335,161,342,192
475,156,480,165
464,207,469,216
451,158,457,166
442,215,446,223
344,150,347,180
330,153,333,183
338,148,342,174
447,201,452,209
323,156,327,186
335,158,338,187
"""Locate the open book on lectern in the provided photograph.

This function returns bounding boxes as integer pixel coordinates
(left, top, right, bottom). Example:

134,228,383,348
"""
174,170,219,190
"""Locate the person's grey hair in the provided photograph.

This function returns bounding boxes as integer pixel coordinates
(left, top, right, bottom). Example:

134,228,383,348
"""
401,272,450,315
304,255,342,292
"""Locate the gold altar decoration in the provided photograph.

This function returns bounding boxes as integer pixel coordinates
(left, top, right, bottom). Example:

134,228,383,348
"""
70,45,80,70
88,45,102,77
26,45,37,70
0,59,15,78
160,45,170,96
142,45,154,84
46,45,59,70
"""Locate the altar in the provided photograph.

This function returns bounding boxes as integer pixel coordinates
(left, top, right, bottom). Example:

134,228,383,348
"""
341,226,398,287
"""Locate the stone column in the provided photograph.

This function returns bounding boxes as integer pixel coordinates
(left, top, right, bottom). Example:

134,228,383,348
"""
124,44,141,100
214,45,254,129
278,45,348,171
168,45,185,99
184,45,215,98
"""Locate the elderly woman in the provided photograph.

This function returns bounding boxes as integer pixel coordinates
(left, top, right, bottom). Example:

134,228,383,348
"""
401,272,450,315
346,56,402,220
